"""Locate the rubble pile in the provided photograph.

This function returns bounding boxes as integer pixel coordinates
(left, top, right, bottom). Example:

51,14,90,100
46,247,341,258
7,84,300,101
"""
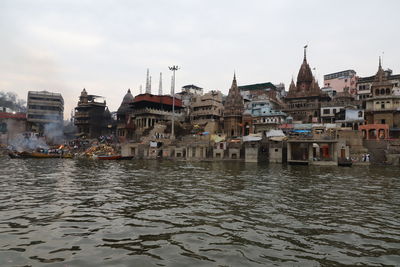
84,144,117,157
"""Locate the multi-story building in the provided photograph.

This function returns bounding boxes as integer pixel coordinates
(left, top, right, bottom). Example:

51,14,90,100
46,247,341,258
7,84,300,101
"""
181,84,203,95
323,70,357,95
74,88,110,138
320,89,361,124
283,48,330,123
239,82,278,100
364,59,400,138
357,65,400,102
242,98,287,136
223,74,244,137
26,91,64,133
190,90,223,134
130,93,184,135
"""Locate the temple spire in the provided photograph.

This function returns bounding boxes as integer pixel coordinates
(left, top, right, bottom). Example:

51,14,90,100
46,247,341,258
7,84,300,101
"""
145,69,151,94
379,56,382,69
303,44,308,61
158,72,163,95
149,76,152,94
232,72,237,88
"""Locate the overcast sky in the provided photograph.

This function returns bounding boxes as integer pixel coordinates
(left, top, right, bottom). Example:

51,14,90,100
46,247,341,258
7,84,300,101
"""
1,0,399,118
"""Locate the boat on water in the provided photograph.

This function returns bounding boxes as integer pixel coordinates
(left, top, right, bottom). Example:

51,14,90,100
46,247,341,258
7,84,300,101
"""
95,154,122,160
338,158,353,167
8,151,73,159
94,155,134,160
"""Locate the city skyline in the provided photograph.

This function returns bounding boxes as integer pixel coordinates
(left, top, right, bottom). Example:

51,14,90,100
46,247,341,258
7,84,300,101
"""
1,0,399,117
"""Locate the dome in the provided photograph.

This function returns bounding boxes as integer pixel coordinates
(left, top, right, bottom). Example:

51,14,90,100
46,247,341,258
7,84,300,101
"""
118,89,134,114
122,89,134,104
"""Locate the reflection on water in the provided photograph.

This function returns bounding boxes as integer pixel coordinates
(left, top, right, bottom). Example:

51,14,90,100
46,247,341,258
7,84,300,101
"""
1,157,400,266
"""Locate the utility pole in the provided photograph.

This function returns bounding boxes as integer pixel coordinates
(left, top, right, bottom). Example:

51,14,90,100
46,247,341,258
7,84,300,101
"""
169,65,179,139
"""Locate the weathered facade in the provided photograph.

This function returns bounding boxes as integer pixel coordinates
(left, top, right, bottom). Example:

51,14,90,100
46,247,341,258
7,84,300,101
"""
243,99,287,136
223,74,244,137
0,112,27,144
27,91,64,134
74,89,109,138
323,69,357,95
130,93,184,136
190,90,223,134
320,89,361,124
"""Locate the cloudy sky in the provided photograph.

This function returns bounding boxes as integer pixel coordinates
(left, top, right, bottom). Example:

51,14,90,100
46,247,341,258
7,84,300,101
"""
1,0,399,118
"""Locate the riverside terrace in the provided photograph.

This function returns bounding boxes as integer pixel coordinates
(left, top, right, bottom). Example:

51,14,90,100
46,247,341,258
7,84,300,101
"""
119,125,358,166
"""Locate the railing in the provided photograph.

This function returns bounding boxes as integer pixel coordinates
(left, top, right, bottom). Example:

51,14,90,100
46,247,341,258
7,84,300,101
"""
191,109,222,116
192,100,222,107
74,112,89,118
132,108,182,116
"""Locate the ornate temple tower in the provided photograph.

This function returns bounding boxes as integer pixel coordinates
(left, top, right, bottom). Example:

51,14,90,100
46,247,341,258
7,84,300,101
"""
364,57,400,130
223,74,244,137
284,47,328,123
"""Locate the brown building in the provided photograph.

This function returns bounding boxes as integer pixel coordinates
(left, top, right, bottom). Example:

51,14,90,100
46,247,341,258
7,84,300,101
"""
190,90,223,134
74,88,110,138
0,112,27,144
357,65,400,101
364,59,400,138
283,48,329,123
130,93,184,135
223,74,244,137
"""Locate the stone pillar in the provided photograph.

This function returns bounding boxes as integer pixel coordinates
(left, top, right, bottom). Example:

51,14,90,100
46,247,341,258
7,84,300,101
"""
332,143,338,164
287,142,292,161
308,143,313,163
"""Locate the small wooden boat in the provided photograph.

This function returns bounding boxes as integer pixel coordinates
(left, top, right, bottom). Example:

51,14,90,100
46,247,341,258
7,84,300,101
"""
8,151,73,159
338,158,353,167
96,155,123,160
117,156,134,160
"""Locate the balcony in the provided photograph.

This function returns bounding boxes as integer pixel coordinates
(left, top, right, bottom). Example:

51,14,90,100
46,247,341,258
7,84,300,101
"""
74,112,89,118
74,119,89,125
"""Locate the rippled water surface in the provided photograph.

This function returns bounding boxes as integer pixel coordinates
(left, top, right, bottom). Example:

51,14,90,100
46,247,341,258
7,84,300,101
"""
1,157,400,266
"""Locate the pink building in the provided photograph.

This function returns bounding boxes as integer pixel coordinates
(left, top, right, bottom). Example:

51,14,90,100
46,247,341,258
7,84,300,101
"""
323,70,358,95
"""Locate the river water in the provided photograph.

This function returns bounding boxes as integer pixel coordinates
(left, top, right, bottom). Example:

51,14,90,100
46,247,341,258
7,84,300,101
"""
0,157,399,266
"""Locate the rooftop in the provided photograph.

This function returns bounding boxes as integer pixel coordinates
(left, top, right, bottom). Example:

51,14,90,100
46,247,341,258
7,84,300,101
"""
239,82,276,91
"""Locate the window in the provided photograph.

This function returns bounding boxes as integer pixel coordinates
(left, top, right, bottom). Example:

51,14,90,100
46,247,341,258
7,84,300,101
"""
323,109,330,115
